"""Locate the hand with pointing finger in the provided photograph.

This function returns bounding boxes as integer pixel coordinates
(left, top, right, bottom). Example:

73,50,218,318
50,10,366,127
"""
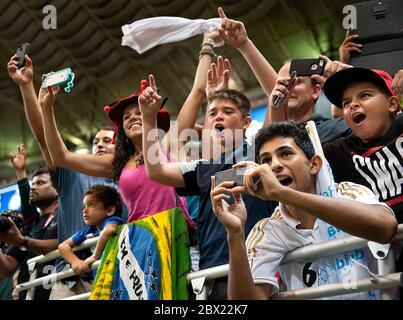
217,7,249,50
139,74,162,121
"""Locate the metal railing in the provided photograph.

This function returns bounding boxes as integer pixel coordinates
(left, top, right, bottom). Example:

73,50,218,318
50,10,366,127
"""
17,224,403,300
16,236,99,300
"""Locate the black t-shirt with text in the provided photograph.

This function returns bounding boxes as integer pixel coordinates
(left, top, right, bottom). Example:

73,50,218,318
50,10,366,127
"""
323,114,402,222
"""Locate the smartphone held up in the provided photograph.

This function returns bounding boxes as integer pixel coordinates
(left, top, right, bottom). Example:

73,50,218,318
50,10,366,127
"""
42,68,76,93
214,167,247,187
290,58,325,77
15,42,30,69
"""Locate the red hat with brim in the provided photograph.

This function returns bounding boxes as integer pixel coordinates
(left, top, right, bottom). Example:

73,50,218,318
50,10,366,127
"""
104,80,170,142
324,68,396,109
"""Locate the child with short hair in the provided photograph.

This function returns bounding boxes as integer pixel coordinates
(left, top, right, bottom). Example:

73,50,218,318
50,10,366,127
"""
58,184,124,277
322,68,402,223
322,67,402,298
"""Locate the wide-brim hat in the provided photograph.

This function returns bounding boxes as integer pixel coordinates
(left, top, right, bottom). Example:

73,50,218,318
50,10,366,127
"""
324,68,396,109
104,79,170,132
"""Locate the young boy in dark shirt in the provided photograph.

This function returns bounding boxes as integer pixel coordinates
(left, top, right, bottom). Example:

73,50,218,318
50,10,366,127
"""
323,68,402,223
323,68,402,298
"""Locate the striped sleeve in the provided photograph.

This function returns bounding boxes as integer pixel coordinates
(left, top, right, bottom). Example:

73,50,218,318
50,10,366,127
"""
246,209,287,294
336,181,394,215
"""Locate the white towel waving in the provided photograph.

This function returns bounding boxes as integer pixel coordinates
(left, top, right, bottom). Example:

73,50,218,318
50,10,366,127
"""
122,17,224,54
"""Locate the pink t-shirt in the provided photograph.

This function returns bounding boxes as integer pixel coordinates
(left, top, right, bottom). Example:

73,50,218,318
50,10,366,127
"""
119,162,195,230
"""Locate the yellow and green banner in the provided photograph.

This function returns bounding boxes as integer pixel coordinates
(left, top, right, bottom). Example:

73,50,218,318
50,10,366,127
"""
90,208,190,300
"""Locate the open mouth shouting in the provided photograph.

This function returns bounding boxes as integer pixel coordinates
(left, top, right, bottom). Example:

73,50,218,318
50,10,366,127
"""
214,123,225,133
352,112,366,125
277,175,293,187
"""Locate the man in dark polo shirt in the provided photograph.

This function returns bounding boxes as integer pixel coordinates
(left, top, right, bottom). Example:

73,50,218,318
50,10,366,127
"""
0,167,58,300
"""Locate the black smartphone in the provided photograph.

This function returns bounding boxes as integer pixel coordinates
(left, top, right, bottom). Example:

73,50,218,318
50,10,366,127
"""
15,42,30,69
290,58,325,77
214,167,248,187
273,71,297,108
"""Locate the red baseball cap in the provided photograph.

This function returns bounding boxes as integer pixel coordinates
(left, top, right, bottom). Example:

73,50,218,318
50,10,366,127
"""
104,79,170,132
324,68,396,109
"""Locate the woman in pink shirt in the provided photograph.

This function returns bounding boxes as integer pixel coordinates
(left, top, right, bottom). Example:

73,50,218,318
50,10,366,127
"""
105,78,193,226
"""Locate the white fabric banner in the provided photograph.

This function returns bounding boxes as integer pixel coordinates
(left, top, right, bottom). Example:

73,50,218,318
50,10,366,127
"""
306,121,378,300
122,17,224,54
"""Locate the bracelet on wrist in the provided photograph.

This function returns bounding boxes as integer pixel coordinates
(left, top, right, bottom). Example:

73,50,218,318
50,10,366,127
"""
201,39,215,49
199,48,217,60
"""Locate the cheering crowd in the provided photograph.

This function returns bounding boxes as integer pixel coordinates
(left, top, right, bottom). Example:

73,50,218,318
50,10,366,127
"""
0,7,402,300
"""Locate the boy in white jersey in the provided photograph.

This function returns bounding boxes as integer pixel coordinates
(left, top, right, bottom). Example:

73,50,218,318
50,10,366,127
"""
210,121,397,299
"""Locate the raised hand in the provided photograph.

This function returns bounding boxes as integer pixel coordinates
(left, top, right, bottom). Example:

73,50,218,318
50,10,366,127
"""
217,7,249,49
311,55,352,87
206,56,231,95
210,177,247,235
339,30,362,64
139,74,162,120
9,144,27,172
7,55,34,86
268,74,296,109
38,73,60,110
202,29,222,47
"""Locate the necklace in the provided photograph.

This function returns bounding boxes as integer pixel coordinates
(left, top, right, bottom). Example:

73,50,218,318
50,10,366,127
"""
132,152,143,168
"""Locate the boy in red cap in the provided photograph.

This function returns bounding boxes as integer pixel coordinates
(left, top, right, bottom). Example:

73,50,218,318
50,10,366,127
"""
322,68,402,298
323,68,401,223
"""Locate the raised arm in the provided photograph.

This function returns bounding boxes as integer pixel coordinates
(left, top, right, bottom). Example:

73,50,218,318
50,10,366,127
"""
338,30,362,65
7,55,54,169
140,75,186,188
198,55,232,129
175,32,222,134
265,75,296,125
218,7,277,98
9,144,27,181
9,144,38,221
267,56,352,125
39,83,113,178
166,32,224,159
